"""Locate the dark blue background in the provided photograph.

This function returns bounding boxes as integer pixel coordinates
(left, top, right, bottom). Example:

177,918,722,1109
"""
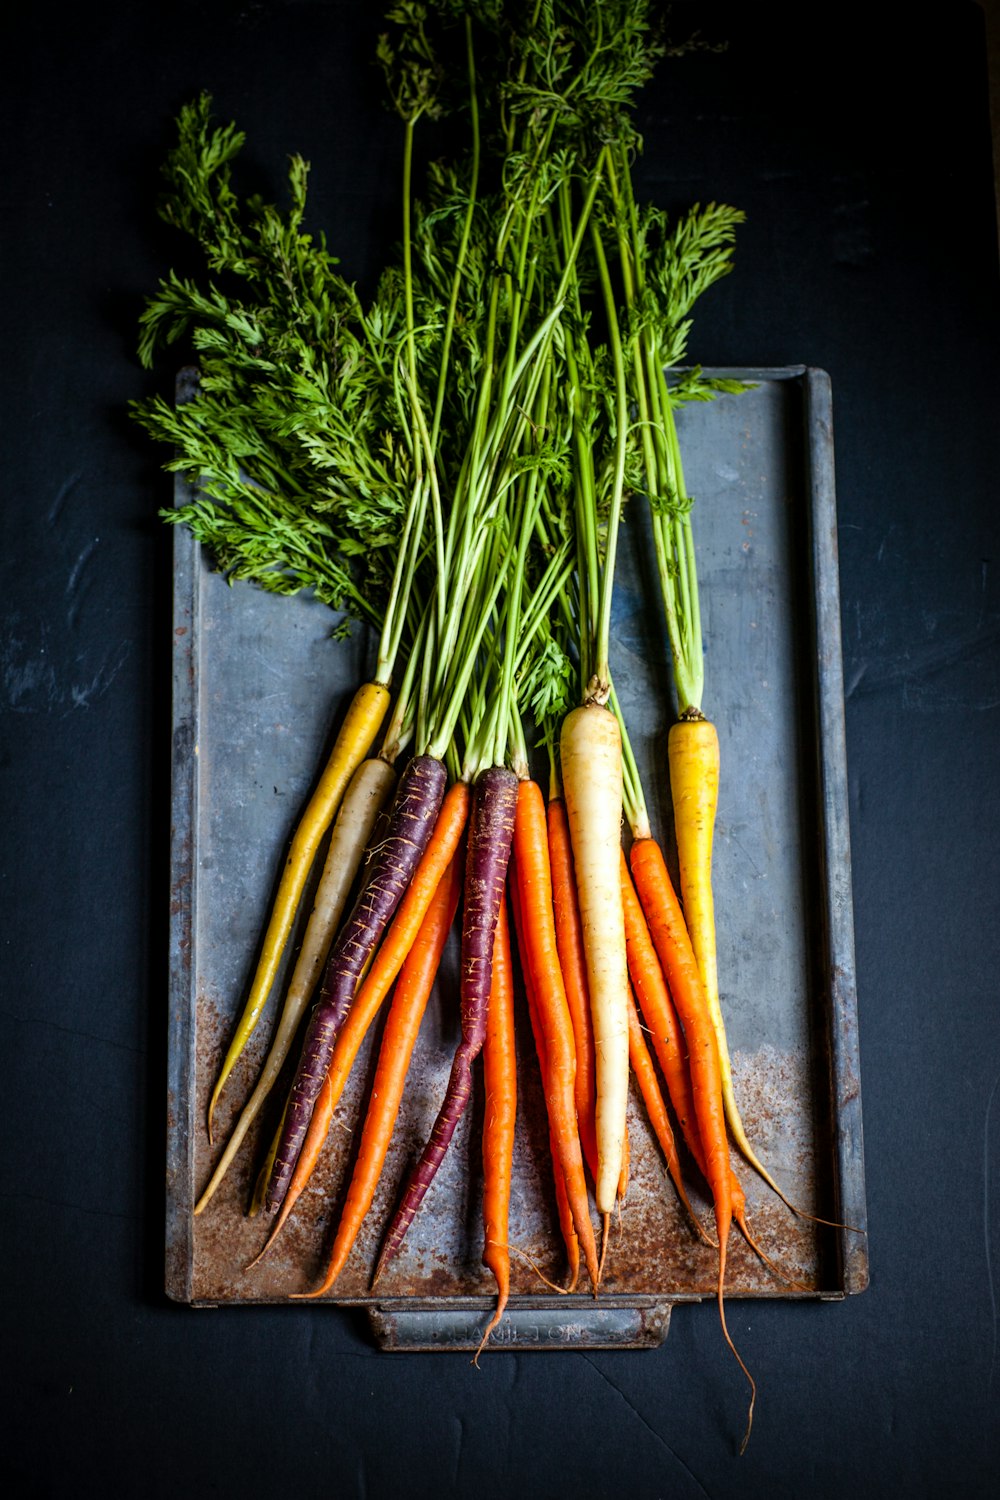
2,3,998,1495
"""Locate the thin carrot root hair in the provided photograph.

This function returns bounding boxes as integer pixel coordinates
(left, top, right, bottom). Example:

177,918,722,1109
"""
734,1212,813,1293
718,1283,756,1457
781,1202,867,1234
473,1235,512,1366
598,1213,611,1284
508,1243,573,1295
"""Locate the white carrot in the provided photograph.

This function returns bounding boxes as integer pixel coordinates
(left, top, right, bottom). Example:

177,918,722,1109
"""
559,700,629,1216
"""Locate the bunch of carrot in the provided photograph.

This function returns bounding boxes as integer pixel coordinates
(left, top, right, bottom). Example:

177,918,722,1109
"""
136,0,813,1451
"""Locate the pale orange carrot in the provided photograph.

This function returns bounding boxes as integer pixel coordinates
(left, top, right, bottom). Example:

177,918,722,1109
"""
512,780,599,1291
620,849,700,1156
630,834,755,1449
546,795,599,1184
626,986,711,1244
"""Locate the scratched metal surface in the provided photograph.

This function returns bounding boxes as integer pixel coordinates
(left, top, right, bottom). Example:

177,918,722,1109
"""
166,367,868,1340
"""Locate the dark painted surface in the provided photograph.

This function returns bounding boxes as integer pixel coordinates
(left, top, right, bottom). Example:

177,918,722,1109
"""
3,3,998,1494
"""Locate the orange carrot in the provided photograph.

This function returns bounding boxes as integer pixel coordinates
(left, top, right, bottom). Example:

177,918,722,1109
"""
550,1140,581,1292
249,782,470,1262
630,835,755,1448
620,849,764,1254
546,795,599,1185
476,894,518,1352
265,754,448,1213
512,779,599,1291
338,778,470,1032
626,986,711,1244
510,865,580,1293
620,849,700,1156
292,848,463,1297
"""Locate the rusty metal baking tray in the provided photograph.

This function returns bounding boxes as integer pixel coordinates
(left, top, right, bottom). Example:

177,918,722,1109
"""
166,366,868,1346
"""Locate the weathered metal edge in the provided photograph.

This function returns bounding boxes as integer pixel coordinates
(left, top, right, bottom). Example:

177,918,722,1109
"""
165,368,202,1303
802,368,869,1294
367,1301,674,1352
164,365,869,1314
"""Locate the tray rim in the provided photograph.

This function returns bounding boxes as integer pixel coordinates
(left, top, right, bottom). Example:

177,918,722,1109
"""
164,363,869,1312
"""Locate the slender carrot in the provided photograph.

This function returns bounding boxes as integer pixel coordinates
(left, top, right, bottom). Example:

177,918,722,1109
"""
512,778,599,1292
207,679,391,1141
546,795,598,1185
476,894,518,1354
264,753,448,1214
251,784,470,1259
626,986,710,1244
244,1079,327,1260
373,764,518,1279
619,870,771,1259
318,777,470,1080
287,848,464,1294
197,756,396,1214
510,868,580,1294
669,717,793,1213
630,834,755,1448
620,849,700,1156
550,1141,581,1293
559,701,629,1217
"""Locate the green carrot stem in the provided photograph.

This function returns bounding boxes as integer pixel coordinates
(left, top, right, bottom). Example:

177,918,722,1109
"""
610,684,650,842
589,217,629,700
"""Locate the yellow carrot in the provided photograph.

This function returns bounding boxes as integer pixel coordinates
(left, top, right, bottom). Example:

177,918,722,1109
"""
668,717,720,1019
669,714,788,1206
207,679,390,1140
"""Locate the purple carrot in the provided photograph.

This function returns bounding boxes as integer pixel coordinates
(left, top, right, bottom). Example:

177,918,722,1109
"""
263,754,447,1214
372,764,518,1282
